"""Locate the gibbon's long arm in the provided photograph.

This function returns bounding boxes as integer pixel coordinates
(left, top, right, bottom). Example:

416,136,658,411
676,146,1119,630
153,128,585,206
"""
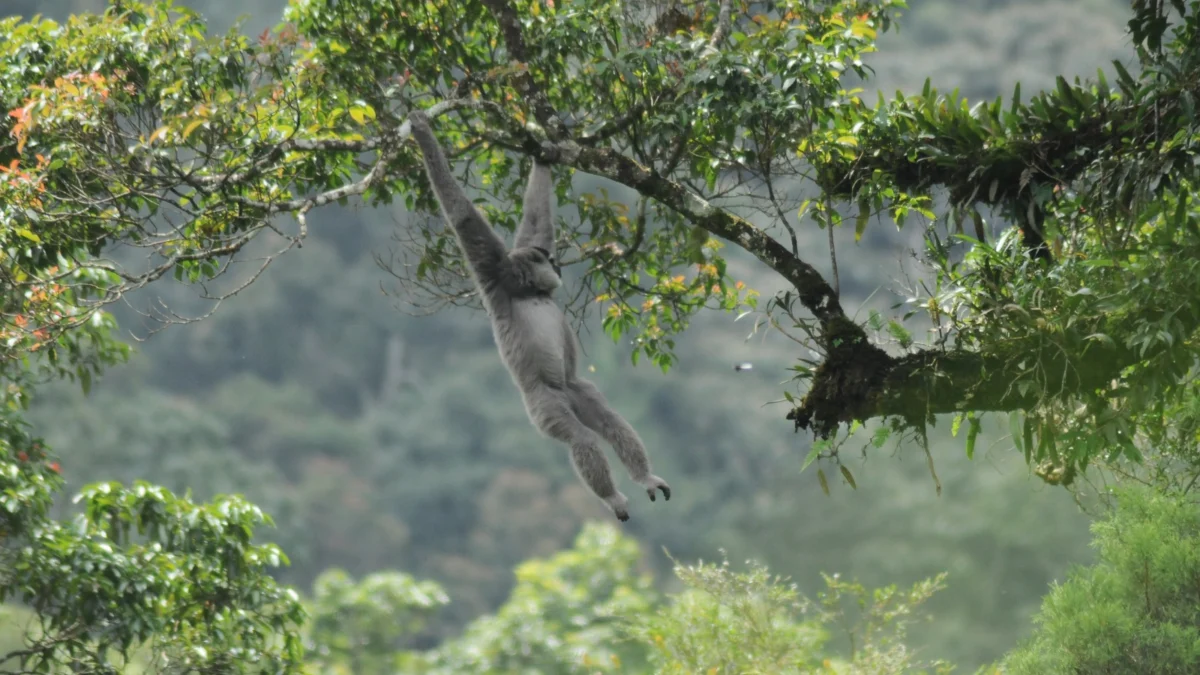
513,161,554,252
408,111,508,280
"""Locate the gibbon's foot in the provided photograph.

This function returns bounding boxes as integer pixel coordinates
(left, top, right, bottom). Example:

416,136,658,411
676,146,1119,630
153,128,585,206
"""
644,475,671,502
605,493,631,522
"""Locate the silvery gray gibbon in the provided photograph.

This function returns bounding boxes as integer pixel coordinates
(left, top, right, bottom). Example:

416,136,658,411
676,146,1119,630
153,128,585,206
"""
407,110,671,521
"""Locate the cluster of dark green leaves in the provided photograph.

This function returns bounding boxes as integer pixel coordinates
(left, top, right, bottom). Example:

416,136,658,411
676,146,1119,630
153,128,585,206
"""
12,483,305,672
928,188,1200,484
0,410,62,543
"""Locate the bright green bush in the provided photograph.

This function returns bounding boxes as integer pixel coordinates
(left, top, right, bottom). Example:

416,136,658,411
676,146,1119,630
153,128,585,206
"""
304,522,951,675
1004,489,1200,674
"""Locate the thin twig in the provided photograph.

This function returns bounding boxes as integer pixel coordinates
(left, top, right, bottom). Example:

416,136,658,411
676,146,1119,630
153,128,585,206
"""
763,171,799,257
824,192,840,297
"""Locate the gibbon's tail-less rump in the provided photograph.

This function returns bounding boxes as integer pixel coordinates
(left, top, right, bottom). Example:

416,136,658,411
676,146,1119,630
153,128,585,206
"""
407,110,670,522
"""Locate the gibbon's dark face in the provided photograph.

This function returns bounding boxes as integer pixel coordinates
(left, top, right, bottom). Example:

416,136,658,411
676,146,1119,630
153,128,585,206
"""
509,246,562,294
532,246,562,278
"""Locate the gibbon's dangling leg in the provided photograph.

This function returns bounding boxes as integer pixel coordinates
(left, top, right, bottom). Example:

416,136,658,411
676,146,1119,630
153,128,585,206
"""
524,383,631,521
568,379,671,502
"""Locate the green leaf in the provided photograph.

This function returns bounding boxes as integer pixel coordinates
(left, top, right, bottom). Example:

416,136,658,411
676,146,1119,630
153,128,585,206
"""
839,465,857,489
855,198,870,241
800,444,820,473
14,228,41,243
1112,59,1137,97
1009,412,1024,455
182,119,205,139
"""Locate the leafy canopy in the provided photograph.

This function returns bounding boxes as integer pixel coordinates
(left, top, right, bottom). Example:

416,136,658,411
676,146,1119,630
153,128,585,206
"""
6,0,1200,489
1005,488,1200,674
305,522,952,675
0,410,305,672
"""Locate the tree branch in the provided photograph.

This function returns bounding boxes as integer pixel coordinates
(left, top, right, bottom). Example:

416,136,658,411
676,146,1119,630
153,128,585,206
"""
579,103,648,146
475,3,849,331
479,0,570,140
552,139,847,329
785,325,1138,437
710,0,733,48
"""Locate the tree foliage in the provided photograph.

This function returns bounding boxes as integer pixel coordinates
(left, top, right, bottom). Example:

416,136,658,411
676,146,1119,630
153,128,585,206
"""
1005,488,1200,675
5,0,1200,489
632,557,951,675
302,522,951,675
304,568,449,674
3,0,870,393
5,0,1190,671
415,523,657,674
0,414,305,672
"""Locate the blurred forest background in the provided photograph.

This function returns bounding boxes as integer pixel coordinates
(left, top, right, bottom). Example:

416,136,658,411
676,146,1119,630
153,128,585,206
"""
1,0,1135,670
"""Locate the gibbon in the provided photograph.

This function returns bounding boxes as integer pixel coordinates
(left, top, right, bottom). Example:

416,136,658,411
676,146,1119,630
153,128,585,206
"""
407,110,671,521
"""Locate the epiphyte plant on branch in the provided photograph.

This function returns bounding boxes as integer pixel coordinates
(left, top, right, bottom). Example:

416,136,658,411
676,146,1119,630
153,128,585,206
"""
3,0,1200,490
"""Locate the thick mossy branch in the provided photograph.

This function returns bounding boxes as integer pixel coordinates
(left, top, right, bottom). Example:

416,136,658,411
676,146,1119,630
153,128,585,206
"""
788,317,893,438
790,324,1136,436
